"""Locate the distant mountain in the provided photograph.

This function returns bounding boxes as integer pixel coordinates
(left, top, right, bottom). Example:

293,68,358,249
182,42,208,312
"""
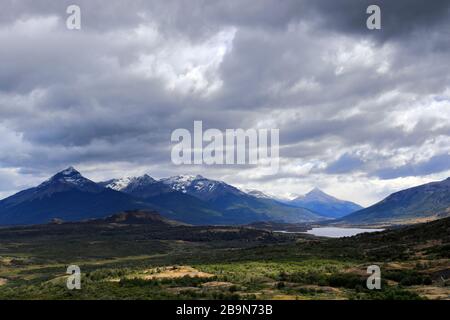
160,175,326,224
99,174,226,225
289,188,363,218
103,174,325,224
0,167,149,225
101,174,324,224
336,178,450,226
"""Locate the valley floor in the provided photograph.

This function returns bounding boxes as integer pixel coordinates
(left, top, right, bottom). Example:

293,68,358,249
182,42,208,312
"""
0,218,449,300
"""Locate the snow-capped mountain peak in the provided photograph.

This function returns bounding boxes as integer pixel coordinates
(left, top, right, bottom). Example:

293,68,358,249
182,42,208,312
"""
104,177,134,191
245,189,273,199
163,175,204,184
41,167,86,186
160,174,246,202
61,166,78,176
161,174,218,193
103,174,156,192
36,167,102,193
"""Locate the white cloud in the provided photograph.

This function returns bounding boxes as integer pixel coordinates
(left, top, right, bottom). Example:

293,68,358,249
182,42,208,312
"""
129,27,236,96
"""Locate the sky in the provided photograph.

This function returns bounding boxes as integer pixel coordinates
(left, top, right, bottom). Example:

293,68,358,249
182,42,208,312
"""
1,0,450,206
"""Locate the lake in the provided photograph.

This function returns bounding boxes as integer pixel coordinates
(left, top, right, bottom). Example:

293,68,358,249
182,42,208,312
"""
302,227,384,238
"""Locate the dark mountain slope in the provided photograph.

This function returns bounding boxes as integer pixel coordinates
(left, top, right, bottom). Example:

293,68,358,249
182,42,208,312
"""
337,177,450,226
0,168,149,225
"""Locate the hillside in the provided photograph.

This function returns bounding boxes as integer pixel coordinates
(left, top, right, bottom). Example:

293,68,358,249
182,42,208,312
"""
336,178,450,226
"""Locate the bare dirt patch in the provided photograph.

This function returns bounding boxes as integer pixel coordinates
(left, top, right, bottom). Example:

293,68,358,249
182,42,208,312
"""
409,286,450,300
0,278,8,286
0,257,12,266
201,281,235,288
142,266,214,280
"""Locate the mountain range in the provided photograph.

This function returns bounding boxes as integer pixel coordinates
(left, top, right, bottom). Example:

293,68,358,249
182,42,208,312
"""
1,167,448,227
0,167,325,225
101,173,325,225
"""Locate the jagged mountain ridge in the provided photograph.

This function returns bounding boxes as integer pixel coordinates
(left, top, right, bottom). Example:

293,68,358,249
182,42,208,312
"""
102,173,326,224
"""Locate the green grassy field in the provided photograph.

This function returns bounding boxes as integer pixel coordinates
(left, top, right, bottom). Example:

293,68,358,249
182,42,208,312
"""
0,217,449,300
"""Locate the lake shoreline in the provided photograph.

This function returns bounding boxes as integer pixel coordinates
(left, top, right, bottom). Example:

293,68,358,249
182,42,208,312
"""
274,226,384,238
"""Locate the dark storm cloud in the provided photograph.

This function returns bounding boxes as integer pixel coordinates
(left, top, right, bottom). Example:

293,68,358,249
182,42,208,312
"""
375,153,450,179
309,0,450,41
326,153,365,174
2,0,449,39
